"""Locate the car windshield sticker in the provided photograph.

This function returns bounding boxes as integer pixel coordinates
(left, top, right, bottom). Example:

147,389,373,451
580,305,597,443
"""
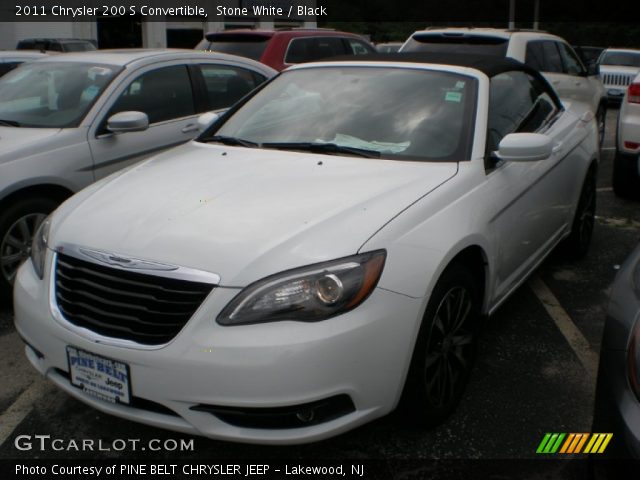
445,91,463,103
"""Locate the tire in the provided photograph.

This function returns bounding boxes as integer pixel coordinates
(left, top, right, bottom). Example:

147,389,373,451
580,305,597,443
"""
612,149,640,200
562,168,597,260
596,104,606,148
400,262,480,427
0,197,58,300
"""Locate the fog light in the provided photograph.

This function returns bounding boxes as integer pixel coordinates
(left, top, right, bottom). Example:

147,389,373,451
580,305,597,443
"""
296,409,315,423
315,274,343,305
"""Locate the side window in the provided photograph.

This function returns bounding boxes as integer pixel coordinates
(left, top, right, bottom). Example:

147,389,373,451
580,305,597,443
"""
109,65,195,124
198,64,264,110
285,37,347,64
525,41,545,71
557,42,585,76
346,39,374,55
488,71,557,154
541,41,563,73
518,75,558,133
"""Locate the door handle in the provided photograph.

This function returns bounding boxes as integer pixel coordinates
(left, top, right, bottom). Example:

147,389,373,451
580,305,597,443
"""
181,124,198,133
552,143,564,154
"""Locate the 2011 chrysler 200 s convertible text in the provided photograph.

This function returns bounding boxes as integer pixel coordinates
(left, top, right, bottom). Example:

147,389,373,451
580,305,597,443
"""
14,53,599,444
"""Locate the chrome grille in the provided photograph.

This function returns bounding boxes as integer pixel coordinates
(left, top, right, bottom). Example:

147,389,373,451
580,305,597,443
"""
54,253,215,345
601,73,635,87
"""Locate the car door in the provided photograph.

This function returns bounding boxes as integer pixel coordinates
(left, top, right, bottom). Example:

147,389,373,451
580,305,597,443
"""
88,62,200,180
484,71,582,301
556,41,599,110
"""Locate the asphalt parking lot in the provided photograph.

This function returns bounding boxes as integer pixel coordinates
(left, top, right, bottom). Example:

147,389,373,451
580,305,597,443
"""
0,108,638,462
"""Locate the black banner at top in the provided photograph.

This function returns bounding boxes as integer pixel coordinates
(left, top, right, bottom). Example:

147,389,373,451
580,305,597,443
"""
4,0,640,23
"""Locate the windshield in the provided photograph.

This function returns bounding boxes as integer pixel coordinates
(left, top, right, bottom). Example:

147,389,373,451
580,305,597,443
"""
0,62,119,128
402,34,509,56
63,42,96,52
205,66,477,162
600,51,640,67
199,34,270,61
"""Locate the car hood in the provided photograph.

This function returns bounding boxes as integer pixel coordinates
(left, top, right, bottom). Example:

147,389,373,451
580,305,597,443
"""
52,142,458,286
0,126,63,163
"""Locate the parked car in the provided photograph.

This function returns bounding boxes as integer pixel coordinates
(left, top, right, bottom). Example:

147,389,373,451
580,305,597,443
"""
0,51,48,77
598,48,640,104
376,42,403,53
195,28,376,71
16,38,96,53
14,53,599,444
612,72,640,199
401,28,607,144
0,49,275,298
593,242,640,458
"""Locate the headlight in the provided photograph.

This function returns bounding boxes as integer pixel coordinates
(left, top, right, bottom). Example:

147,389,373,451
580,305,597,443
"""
30,216,51,279
217,250,386,326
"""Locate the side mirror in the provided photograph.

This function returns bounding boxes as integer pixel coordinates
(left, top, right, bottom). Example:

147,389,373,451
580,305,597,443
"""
107,111,149,134
496,133,552,162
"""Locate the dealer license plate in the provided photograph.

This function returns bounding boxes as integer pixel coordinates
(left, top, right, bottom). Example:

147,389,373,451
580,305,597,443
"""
66,346,131,405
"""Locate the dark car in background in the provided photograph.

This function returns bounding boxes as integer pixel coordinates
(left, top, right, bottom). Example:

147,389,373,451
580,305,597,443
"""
195,28,376,71
16,38,96,52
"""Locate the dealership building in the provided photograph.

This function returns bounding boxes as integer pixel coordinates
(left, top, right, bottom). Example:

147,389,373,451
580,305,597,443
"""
0,1,318,50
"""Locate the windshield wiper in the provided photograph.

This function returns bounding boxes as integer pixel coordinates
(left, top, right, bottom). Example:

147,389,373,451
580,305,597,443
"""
261,142,381,158
0,119,21,127
199,134,258,148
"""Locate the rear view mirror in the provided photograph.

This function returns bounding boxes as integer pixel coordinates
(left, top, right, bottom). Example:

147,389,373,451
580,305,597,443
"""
197,112,221,132
107,111,149,134
497,133,552,162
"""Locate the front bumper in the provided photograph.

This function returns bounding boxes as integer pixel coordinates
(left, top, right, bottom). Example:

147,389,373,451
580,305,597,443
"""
14,259,423,444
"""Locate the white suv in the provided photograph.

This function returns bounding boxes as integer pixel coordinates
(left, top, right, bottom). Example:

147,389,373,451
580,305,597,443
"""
401,28,606,142
613,72,640,198
598,48,640,104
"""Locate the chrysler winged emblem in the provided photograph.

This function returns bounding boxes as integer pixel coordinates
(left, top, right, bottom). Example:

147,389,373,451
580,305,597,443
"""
79,248,178,271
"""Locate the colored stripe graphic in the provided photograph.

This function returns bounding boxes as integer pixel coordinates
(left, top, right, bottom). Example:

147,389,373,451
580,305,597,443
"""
537,433,613,454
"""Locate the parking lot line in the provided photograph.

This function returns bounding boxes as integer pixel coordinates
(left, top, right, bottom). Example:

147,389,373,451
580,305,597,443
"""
528,275,598,381
0,378,53,447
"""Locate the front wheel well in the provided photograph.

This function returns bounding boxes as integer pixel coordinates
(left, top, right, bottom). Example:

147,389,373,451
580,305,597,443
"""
446,246,488,313
0,184,73,214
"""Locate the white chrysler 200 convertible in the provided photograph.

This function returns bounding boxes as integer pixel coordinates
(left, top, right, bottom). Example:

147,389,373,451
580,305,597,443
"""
14,53,599,444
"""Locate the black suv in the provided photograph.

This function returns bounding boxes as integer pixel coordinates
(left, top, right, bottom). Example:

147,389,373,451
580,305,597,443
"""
16,38,96,52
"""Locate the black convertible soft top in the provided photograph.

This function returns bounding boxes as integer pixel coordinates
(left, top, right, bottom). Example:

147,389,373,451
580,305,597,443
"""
324,52,563,107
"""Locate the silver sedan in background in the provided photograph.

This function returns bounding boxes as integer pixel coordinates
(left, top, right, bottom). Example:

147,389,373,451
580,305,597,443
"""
0,49,275,299
593,243,640,458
